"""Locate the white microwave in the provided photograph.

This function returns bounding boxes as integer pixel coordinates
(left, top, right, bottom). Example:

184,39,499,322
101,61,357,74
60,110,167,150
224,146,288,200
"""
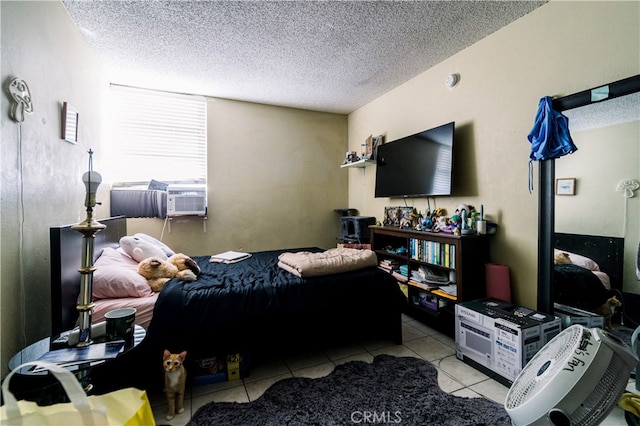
456,319,493,368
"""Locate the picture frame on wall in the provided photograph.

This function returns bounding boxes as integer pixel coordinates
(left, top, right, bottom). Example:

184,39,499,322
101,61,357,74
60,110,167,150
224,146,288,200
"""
61,102,78,144
371,135,384,160
556,178,576,195
383,206,414,227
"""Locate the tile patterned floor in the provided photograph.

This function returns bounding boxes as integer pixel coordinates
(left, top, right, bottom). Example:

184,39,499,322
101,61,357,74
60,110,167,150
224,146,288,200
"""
148,314,634,425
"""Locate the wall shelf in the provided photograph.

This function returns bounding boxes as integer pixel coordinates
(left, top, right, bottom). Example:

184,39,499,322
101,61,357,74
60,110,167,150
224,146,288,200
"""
340,159,374,168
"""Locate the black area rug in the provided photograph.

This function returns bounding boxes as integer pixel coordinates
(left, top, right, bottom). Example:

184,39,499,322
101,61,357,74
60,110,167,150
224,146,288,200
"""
188,354,511,426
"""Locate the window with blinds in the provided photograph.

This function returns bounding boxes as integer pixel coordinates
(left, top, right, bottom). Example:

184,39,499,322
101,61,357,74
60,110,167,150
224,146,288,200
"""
110,85,207,185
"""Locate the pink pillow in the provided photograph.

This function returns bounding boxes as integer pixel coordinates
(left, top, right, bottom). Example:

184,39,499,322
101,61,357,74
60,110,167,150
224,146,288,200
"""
92,247,153,299
554,249,600,271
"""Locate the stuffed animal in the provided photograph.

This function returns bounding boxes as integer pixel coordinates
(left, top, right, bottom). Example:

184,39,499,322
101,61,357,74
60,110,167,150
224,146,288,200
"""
434,216,449,230
138,253,201,292
120,235,168,263
554,252,572,264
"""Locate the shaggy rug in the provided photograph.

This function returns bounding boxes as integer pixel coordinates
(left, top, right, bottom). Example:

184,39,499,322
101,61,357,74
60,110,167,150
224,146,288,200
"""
187,354,511,425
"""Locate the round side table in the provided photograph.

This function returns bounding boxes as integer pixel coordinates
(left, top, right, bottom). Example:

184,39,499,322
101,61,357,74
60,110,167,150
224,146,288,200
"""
7,325,146,405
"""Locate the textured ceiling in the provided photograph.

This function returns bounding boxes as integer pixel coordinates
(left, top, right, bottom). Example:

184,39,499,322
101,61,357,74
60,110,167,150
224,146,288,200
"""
62,0,546,114
563,92,640,132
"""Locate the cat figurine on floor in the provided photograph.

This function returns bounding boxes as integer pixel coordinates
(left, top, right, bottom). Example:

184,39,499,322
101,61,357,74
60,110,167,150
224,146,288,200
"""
163,349,187,420
594,296,622,330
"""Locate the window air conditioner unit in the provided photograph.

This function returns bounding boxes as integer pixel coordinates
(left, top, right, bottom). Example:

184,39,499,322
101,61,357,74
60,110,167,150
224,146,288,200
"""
166,185,207,216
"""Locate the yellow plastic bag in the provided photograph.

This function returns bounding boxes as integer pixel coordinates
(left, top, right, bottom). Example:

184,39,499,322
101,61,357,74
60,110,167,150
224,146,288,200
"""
619,392,640,418
0,361,155,426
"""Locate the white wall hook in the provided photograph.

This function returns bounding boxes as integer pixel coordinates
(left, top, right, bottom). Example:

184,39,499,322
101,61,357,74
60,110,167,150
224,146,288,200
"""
616,179,639,198
7,77,33,123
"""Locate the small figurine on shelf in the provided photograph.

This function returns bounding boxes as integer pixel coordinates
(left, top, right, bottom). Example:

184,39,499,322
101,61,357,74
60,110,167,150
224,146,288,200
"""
434,216,448,231
421,215,433,231
343,151,359,164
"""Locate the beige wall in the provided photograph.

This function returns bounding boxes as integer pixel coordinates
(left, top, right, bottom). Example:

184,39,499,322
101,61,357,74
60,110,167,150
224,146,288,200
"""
0,2,347,377
347,1,640,307
1,1,111,374
1,0,639,378
129,98,348,254
556,121,640,292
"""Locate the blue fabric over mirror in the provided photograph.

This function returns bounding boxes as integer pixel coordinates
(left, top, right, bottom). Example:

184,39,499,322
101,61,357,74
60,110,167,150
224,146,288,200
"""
528,96,577,161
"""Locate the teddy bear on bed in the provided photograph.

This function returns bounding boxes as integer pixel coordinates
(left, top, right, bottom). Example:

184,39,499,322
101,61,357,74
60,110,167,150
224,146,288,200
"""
138,254,200,292
119,235,200,292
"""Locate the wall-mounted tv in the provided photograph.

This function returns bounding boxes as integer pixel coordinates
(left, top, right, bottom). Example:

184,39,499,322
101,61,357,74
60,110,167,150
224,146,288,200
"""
375,121,455,198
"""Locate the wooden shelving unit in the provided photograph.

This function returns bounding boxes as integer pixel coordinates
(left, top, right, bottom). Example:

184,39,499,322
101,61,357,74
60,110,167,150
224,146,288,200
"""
370,225,489,323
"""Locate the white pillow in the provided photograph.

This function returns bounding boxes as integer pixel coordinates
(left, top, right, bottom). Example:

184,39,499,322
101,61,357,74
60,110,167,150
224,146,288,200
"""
554,249,600,271
92,247,153,299
133,233,175,257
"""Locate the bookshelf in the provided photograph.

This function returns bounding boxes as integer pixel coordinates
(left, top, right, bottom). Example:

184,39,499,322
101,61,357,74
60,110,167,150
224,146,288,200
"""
369,225,489,323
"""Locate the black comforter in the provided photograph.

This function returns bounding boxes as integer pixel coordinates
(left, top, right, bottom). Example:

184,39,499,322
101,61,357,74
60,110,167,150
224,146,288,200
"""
554,263,611,310
145,248,406,357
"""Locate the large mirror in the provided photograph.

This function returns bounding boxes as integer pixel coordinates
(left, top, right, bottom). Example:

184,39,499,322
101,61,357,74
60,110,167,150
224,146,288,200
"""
537,75,640,314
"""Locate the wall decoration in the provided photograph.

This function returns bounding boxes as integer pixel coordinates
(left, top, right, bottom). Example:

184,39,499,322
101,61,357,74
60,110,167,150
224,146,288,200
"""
371,135,384,160
556,178,576,195
61,102,78,144
383,206,415,228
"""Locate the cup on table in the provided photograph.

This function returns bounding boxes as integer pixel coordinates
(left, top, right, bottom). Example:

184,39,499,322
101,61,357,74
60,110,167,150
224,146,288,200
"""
105,308,136,342
477,220,487,235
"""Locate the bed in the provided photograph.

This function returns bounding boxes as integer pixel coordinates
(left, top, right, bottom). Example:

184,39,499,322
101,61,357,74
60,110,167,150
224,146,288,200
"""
553,232,624,311
50,216,406,391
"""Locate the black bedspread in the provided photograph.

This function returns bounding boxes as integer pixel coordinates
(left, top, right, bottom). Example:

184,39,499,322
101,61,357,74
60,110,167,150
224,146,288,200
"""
554,263,612,310
145,248,406,357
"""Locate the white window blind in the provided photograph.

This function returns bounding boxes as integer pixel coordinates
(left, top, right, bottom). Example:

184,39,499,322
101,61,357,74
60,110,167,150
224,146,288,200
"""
111,85,207,185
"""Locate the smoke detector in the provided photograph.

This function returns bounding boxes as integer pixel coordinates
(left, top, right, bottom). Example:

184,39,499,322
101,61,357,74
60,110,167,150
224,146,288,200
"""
446,73,460,88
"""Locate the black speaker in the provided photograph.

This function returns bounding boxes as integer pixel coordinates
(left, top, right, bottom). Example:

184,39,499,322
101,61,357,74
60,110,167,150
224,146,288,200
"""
340,216,376,241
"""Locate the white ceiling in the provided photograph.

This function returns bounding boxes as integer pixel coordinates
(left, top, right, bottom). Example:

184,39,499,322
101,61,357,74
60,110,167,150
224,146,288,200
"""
563,92,640,132
62,0,546,114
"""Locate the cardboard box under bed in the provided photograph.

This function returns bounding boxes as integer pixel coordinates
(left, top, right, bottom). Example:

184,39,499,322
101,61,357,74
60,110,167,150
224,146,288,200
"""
191,352,250,385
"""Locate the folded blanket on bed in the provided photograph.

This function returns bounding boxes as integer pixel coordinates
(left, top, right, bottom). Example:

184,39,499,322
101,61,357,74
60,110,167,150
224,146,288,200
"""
278,248,377,278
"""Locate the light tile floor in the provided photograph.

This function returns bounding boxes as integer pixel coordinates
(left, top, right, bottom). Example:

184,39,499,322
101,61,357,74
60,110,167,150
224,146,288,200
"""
148,314,634,425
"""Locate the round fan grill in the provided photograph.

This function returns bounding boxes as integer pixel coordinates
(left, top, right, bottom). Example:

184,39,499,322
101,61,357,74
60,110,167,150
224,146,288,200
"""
505,325,637,426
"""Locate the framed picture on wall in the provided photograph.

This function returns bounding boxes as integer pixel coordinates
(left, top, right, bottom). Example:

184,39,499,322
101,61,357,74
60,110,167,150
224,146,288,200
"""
556,178,576,195
61,102,78,144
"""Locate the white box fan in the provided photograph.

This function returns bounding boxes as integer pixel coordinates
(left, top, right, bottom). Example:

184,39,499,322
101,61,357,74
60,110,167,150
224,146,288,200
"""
505,324,637,426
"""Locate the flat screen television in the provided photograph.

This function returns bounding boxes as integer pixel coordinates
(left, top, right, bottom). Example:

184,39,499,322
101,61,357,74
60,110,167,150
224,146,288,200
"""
375,121,455,198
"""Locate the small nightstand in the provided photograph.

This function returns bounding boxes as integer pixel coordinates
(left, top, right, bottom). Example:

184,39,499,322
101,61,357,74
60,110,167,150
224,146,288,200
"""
7,325,145,405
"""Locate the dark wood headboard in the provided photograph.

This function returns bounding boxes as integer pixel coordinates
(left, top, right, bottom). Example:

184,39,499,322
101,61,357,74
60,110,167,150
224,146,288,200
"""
555,232,625,292
50,216,127,336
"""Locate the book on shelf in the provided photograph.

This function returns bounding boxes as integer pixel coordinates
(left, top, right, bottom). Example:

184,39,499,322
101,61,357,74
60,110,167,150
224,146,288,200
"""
411,265,451,285
408,280,439,291
392,271,408,283
378,260,400,271
337,243,372,250
377,266,408,283
210,251,252,264
409,238,456,268
35,341,125,370
431,284,458,300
